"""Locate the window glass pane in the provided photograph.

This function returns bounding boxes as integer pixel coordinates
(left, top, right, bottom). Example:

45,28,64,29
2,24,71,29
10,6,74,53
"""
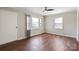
55,17,63,23
54,17,63,29
31,17,39,29
32,18,39,23
55,23,63,29
27,16,30,30
40,19,42,23
40,18,42,26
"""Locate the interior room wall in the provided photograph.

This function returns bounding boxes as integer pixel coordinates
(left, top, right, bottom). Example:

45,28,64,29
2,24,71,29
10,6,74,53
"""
45,11,77,38
0,9,18,45
78,11,79,40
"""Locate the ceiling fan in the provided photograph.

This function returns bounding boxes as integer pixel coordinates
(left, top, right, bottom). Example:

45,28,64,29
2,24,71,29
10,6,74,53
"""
43,7,54,12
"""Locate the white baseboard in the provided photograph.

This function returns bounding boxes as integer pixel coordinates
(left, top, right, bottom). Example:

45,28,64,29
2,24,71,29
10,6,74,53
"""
58,34,76,38
47,32,76,39
17,36,27,40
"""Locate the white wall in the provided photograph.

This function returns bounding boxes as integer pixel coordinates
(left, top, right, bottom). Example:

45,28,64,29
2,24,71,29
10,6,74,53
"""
77,10,79,40
0,9,18,45
45,11,77,38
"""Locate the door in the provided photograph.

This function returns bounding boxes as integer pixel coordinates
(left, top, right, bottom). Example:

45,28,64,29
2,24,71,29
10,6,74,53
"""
0,10,17,45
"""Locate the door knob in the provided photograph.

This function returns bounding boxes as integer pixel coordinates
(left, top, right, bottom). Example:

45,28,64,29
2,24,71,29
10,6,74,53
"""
16,26,18,29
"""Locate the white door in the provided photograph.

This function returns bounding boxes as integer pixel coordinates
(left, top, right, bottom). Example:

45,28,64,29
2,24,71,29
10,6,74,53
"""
0,10,17,45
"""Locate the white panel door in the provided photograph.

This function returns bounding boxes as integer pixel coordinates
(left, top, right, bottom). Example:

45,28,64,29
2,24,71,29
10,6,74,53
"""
0,10,17,45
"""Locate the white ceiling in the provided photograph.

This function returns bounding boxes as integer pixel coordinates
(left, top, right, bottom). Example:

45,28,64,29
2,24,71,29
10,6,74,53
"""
25,7,77,15
10,7,77,16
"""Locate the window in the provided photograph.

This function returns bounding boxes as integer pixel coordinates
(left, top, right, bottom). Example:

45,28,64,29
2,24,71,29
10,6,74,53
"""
27,16,31,30
54,17,63,29
40,18,42,26
31,17,41,29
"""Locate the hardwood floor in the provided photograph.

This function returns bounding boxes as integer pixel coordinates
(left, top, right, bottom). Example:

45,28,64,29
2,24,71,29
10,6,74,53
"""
0,33,78,51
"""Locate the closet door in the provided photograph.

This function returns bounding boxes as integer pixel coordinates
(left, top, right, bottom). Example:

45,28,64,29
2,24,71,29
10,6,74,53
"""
0,10,17,45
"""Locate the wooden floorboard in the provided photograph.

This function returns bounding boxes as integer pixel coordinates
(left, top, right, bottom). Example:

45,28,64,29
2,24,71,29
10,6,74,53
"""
0,33,78,51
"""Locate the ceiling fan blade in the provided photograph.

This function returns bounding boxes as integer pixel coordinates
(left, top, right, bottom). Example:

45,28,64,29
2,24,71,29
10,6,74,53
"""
46,9,54,11
44,7,54,11
45,7,47,11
